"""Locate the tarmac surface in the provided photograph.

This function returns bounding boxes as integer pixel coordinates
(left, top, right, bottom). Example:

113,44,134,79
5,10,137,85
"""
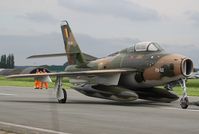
0,86,199,134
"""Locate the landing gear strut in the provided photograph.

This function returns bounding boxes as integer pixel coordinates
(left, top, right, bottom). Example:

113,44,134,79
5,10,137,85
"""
58,88,67,103
55,76,67,103
179,78,189,109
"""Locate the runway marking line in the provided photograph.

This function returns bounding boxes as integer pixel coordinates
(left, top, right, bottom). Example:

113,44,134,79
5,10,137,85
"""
161,107,199,112
0,121,71,134
0,93,17,96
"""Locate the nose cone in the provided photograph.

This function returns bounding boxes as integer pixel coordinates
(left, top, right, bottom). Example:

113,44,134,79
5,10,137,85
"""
164,54,194,78
143,54,194,81
163,54,193,78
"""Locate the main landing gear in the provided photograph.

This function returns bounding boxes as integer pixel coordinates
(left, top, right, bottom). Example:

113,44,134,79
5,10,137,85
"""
179,78,189,109
58,88,67,103
55,76,67,103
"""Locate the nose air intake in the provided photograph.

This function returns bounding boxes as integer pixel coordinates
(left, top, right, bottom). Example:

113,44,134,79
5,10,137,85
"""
181,58,193,77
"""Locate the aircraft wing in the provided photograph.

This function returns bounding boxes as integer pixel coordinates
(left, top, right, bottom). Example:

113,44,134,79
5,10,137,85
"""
6,69,136,79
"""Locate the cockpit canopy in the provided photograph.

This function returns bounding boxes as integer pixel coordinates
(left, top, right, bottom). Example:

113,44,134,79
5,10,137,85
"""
125,42,163,53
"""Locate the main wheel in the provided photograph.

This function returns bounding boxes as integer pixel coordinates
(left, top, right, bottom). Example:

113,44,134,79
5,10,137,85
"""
180,96,189,109
58,88,67,103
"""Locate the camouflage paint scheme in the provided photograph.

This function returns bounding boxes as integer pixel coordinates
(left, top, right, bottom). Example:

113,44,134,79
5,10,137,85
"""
7,21,193,104
61,21,193,103
61,23,85,66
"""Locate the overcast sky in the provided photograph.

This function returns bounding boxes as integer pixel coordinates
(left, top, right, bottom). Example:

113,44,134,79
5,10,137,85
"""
0,0,199,66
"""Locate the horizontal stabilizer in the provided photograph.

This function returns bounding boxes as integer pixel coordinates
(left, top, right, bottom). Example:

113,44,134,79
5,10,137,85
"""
27,53,66,59
27,53,97,61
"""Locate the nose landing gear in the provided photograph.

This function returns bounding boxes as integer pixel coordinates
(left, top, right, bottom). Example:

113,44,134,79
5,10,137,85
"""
179,78,189,109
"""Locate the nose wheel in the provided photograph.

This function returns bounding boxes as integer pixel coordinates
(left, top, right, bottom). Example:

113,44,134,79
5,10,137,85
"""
179,79,189,109
180,96,189,109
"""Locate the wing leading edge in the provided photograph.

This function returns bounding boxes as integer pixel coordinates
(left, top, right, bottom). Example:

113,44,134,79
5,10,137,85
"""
6,69,136,79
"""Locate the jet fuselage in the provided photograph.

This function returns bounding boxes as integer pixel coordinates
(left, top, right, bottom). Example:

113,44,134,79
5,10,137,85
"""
66,42,193,89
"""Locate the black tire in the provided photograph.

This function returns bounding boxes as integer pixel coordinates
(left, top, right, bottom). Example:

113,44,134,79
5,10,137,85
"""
58,88,67,103
180,97,189,109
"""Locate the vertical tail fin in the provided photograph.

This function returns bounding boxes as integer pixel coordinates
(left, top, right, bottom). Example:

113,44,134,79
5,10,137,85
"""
61,21,86,66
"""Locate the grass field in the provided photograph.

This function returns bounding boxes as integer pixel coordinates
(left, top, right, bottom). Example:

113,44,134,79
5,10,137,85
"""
0,76,71,89
172,79,199,96
0,76,198,96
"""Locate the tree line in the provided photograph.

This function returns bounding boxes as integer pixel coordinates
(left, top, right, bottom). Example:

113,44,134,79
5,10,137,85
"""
0,54,15,69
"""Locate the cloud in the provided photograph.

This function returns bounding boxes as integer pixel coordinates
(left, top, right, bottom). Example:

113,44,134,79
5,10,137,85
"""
163,43,199,67
76,33,140,56
20,12,57,23
0,33,139,65
58,0,160,21
0,33,199,67
0,32,198,67
0,33,64,66
185,11,199,25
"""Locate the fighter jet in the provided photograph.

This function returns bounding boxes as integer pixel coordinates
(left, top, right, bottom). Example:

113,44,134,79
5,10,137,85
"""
7,21,194,109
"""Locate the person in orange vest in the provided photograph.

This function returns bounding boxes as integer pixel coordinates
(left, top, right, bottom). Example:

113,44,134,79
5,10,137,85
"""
34,69,41,89
40,69,49,89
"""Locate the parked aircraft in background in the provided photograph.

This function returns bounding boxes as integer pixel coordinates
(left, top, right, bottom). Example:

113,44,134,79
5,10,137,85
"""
189,72,199,79
7,21,194,109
